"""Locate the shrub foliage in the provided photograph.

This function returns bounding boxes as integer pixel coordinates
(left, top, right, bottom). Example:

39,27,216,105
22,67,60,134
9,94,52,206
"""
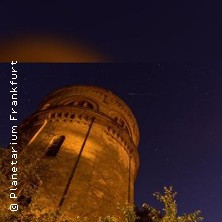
0,147,203,222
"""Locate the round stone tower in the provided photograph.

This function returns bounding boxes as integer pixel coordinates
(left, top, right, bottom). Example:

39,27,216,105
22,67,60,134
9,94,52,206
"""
18,85,139,220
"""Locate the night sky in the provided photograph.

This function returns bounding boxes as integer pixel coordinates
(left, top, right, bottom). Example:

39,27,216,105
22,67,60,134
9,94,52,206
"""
1,2,222,62
0,63,222,221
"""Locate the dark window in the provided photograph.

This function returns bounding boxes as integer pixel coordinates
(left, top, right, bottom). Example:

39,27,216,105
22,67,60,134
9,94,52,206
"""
124,126,130,135
113,116,118,122
64,112,69,118
84,102,94,110
45,136,65,157
79,101,94,109
57,113,62,118
67,101,94,110
70,114,75,119
119,118,125,127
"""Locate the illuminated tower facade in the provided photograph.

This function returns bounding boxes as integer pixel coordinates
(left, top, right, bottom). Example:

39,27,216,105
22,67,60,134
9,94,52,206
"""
18,85,139,220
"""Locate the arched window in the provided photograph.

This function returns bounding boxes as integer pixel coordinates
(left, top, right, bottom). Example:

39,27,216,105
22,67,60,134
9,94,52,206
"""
83,101,94,110
66,100,94,110
45,136,65,157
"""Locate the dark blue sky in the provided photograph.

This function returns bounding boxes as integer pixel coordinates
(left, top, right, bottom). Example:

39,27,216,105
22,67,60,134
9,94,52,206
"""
1,2,222,62
0,63,221,221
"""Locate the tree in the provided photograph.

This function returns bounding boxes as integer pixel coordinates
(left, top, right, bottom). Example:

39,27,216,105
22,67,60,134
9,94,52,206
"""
135,187,203,222
0,147,203,222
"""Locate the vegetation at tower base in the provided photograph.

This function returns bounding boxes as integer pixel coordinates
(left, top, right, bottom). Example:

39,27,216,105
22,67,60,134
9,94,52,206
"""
0,147,203,222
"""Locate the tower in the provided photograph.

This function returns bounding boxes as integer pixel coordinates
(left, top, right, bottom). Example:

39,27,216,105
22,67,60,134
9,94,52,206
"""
18,85,139,220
